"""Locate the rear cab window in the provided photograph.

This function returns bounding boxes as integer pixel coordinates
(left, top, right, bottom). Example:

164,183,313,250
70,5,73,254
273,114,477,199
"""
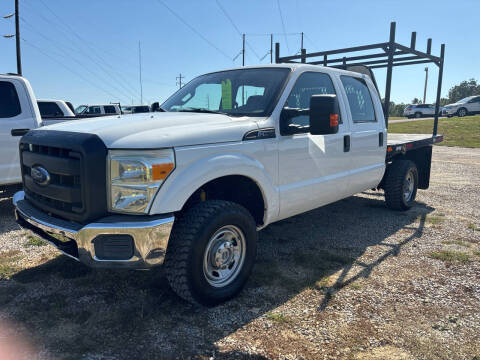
104,105,117,114
0,81,22,118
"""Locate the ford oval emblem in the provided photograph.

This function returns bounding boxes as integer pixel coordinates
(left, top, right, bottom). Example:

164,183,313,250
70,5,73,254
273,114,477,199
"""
31,166,51,186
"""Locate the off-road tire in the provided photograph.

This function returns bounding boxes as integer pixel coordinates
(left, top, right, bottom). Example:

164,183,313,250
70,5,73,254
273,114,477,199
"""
384,160,418,211
164,200,257,306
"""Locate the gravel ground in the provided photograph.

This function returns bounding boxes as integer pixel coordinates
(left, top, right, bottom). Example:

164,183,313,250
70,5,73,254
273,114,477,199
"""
0,146,479,360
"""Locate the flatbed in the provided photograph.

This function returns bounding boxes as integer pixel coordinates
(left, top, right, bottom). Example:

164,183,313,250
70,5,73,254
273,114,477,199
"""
386,133,443,160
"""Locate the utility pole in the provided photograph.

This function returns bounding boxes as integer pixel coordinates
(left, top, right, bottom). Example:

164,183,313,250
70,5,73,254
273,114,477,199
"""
138,41,143,104
2,0,21,74
15,0,21,75
270,34,273,63
176,73,184,89
242,33,245,66
423,67,428,104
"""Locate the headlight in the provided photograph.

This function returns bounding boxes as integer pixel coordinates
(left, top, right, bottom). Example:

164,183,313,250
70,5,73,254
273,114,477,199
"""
107,149,175,214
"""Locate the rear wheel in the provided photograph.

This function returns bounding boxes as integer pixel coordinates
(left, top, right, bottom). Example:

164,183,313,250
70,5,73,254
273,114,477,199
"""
164,200,257,306
414,112,422,118
457,108,467,117
384,160,418,211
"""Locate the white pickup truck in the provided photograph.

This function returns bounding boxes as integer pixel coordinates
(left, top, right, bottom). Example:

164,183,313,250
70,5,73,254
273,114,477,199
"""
0,75,79,191
13,63,443,305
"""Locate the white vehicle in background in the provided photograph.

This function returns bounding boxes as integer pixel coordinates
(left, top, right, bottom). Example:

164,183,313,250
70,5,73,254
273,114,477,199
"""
443,95,480,117
122,105,151,114
0,75,73,190
75,104,121,116
403,104,436,118
37,99,75,118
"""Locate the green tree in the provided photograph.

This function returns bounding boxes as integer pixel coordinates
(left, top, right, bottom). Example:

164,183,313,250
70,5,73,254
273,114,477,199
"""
447,79,480,103
411,97,420,104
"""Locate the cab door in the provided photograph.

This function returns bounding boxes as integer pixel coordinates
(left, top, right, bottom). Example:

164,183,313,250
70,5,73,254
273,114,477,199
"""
0,79,37,184
338,75,386,194
277,71,352,220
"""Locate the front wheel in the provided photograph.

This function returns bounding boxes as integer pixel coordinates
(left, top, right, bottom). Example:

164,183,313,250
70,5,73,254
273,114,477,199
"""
384,160,418,211
164,200,257,306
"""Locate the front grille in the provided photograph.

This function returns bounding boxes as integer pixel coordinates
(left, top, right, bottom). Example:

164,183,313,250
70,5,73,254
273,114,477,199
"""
21,143,83,216
20,130,108,223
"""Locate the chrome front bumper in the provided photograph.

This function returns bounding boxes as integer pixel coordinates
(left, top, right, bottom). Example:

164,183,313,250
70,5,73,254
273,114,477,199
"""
13,191,174,268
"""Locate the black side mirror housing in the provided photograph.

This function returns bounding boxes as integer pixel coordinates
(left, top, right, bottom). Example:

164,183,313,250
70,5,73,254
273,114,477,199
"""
309,95,339,135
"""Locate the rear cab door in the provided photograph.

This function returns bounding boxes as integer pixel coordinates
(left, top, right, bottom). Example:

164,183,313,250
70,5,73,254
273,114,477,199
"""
337,73,386,194
0,77,39,185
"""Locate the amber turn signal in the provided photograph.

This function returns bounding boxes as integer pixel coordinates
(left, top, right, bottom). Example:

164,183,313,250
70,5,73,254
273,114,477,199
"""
152,163,175,180
329,114,339,127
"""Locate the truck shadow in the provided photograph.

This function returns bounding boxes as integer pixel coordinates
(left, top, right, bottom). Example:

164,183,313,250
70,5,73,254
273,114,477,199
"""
3,192,433,359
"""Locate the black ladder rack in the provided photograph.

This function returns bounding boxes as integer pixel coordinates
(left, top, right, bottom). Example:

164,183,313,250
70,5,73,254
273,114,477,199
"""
275,22,445,137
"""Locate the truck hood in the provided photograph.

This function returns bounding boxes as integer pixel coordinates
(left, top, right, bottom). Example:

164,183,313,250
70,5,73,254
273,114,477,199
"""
39,112,259,148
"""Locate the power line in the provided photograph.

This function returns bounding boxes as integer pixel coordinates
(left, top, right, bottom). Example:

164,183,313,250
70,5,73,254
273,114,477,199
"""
22,38,126,102
156,0,233,61
31,0,141,102
215,0,260,60
276,0,291,53
20,18,136,103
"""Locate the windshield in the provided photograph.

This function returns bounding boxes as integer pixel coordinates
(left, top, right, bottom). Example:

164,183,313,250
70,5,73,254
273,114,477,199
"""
75,105,87,114
161,68,291,117
457,96,475,104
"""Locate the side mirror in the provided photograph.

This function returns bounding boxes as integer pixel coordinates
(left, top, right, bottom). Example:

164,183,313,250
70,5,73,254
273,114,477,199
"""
309,95,339,135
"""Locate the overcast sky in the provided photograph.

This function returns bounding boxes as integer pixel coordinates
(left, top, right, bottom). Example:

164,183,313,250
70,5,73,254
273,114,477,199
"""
0,0,478,107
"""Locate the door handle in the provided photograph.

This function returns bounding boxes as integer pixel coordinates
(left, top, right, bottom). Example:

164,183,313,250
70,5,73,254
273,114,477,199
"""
379,132,384,147
344,135,350,152
11,128,30,136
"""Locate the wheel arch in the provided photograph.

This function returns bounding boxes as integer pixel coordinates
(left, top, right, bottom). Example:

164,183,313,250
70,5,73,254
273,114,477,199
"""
149,152,278,226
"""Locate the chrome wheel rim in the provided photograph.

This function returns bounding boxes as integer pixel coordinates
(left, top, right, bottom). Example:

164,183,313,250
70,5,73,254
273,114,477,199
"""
403,169,415,202
459,109,466,117
203,225,246,288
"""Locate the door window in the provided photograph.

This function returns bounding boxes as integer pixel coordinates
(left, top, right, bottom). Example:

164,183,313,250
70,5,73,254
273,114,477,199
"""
0,81,21,118
38,102,63,117
284,72,337,129
87,106,101,114
340,76,376,123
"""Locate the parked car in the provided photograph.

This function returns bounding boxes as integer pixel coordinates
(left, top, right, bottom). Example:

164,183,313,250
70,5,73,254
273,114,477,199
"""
37,99,75,118
403,104,435,118
122,105,151,114
75,104,121,116
443,95,480,117
13,64,443,306
0,74,75,190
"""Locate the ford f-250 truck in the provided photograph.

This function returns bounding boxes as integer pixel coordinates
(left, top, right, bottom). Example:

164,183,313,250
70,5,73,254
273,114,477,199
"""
13,23,446,305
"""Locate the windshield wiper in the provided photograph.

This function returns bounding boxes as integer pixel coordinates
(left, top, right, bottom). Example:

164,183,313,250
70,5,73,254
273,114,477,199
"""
176,108,226,115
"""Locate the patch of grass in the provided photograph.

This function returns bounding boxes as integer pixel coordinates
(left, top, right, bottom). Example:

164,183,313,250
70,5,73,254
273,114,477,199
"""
266,312,291,323
349,282,362,290
473,250,480,257
24,236,47,247
0,250,22,279
425,215,445,225
429,250,471,264
468,223,479,231
441,239,471,248
389,115,480,148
